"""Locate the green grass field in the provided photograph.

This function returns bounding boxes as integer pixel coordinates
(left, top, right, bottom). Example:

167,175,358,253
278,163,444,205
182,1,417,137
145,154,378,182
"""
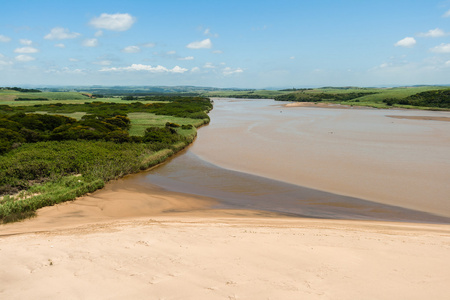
128,112,205,136
273,86,450,110
201,89,291,99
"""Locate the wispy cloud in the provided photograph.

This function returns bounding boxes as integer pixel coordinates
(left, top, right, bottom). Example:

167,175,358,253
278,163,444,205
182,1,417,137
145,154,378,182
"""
55,43,65,48
82,38,98,47
19,39,32,45
178,56,194,61
430,43,450,53
90,13,136,31
443,9,450,18
14,47,39,54
93,60,112,66
394,37,416,48
418,28,447,38
122,45,141,53
100,63,188,73
142,43,156,48
15,55,35,62
223,67,243,75
0,35,11,42
44,27,80,40
204,28,219,38
0,53,13,66
203,62,215,69
186,38,212,49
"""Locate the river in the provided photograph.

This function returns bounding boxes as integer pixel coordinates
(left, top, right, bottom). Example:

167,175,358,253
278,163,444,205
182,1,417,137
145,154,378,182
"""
138,98,450,223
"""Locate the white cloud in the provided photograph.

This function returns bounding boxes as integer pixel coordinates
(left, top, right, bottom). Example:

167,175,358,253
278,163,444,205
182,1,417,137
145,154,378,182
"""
290,56,295,60
430,43,450,53
122,45,141,53
203,62,215,69
55,43,65,48
0,54,13,66
179,56,194,61
418,28,446,38
69,58,79,62
394,37,416,48
167,50,176,55
14,46,39,54
44,27,80,40
93,60,112,66
204,28,219,38
15,55,35,62
90,13,136,31
223,67,243,75
212,50,223,54
0,35,11,42
171,66,189,73
82,38,98,47
100,63,188,73
186,38,212,49
142,43,156,48
0,60,12,66
191,67,200,72
20,39,32,45
95,30,103,37
443,9,450,17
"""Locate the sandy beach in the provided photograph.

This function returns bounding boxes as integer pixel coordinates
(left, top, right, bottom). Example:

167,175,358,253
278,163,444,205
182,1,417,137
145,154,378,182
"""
1,99,450,299
2,213,450,300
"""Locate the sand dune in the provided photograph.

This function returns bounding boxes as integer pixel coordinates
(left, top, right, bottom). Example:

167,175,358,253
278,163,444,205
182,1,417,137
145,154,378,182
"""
2,215,450,300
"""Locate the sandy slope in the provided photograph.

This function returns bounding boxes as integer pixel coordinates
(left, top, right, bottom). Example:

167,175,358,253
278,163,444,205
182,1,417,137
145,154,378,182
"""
1,214,450,300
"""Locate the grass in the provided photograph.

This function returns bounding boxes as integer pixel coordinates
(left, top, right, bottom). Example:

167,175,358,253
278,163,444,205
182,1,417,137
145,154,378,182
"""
201,89,291,99
128,112,206,136
274,86,450,110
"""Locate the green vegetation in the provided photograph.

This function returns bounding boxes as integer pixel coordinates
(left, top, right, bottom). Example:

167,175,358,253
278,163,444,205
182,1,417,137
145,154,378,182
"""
0,94,212,223
383,89,450,108
0,87,42,93
201,89,291,99
273,86,450,110
274,91,377,102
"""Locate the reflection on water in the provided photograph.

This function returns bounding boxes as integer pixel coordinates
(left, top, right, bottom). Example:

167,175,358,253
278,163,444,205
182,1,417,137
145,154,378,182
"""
143,150,450,223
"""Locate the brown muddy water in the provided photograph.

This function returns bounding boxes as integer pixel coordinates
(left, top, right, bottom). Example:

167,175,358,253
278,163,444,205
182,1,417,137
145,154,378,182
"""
138,98,450,223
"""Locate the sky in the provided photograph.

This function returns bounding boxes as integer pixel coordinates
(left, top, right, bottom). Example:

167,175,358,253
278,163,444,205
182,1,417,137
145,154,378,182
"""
1,0,450,88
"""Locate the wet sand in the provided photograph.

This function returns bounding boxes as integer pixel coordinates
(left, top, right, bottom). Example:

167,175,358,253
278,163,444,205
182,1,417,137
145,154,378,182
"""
1,98,450,299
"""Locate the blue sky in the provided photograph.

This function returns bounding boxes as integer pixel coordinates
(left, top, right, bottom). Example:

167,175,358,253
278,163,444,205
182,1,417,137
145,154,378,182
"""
1,0,450,88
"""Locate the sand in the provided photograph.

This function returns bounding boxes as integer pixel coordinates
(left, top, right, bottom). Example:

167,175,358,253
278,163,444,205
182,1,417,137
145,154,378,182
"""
1,213,450,300
1,99,450,299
